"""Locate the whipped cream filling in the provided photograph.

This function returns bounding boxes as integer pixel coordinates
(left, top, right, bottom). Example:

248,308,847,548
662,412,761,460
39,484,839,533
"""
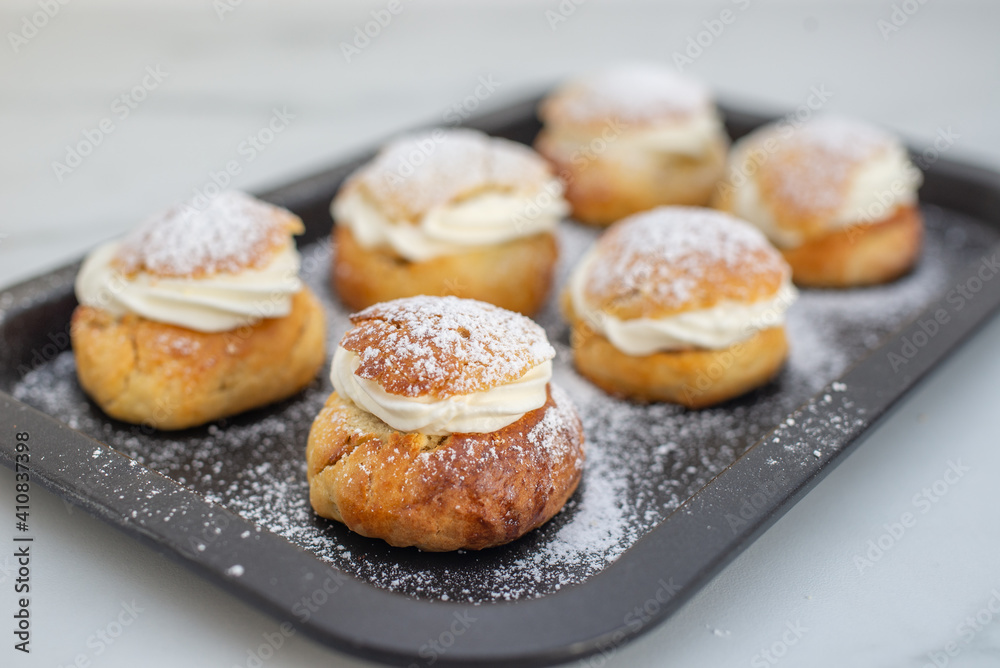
613,111,725,157
730,144,922,249
75,241,303,332
332,346,551,435
568,248,797,356
332,181,568,262
548,111,724,163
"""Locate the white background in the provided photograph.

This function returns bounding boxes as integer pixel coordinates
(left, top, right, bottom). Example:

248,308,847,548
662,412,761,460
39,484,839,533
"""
1,1,999,666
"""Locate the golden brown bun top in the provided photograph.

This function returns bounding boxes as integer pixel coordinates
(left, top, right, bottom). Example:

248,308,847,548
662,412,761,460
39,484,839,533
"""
539,62,714,131
728,116,904,232
336,128,555,224
114,190,303,278
581,207,789,319
340,296,555,399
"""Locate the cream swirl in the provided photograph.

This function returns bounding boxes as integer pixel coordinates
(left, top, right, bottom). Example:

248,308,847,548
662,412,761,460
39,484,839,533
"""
614,111,725,157
331,345,551,435
333,180,567,262
568,247,797,355
546,111,725,163
75,240,302,332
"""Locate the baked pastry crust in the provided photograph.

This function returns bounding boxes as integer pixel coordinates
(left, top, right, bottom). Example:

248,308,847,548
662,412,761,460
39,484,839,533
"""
332,225,557,315
778,205,923,287
114,191,304,278
535,134,727,226
563,207,793,407
579,207,788,319
339,294,553,398
71,288,326,430
536,62,713,132
713,118,923,286
534,64,728,225
337,130,555,225
331,129,563,315
564,294,787,408
717,120,894,241
306,385,585,551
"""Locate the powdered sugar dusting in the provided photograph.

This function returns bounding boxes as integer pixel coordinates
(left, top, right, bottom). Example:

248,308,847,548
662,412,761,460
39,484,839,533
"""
344,128,552,221
342,296,555,398
544,62,711,126
403,385,583,496
586,207,786,311
794,116,891,157
115,190,302,277
527,384,580,466
8,204,996,603
746,116,900,216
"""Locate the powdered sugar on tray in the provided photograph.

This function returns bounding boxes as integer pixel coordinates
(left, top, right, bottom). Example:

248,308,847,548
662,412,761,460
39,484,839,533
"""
10,204,996,603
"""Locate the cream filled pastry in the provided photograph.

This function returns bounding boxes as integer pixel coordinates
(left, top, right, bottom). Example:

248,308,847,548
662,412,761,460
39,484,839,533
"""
714,116,924,287
563,206,796,408
71,190,326,430
306,295,584,551
535,62,729,225
331,128,568,315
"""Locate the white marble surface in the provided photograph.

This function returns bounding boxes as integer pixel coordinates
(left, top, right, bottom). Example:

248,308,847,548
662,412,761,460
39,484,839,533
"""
2,1,1000,666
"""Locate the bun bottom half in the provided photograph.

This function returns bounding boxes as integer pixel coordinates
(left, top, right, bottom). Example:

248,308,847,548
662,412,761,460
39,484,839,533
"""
306,385,584,552
534,135,727,226
568,320,788,409
71,288,326,430
781,205,923,287
332,226,557,316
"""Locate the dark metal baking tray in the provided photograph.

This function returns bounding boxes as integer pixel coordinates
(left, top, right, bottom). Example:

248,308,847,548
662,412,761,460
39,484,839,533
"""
2,96,1000,667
